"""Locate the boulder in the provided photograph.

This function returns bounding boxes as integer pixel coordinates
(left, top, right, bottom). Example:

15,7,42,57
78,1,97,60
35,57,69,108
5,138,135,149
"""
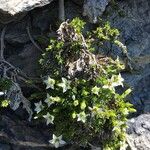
83,0,110,23
0,113,50,150
104,0,150,113
0,0,53,24
83,0,150,113
127,114,150,150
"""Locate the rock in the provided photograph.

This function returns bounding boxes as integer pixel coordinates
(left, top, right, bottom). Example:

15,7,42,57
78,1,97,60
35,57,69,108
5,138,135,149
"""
0,0,53,16
5,16,30,44
7,43,41,77
71,0,84,6
0,0,53,24
0,144,11,150
65,0,83,20
127,114,150,150
31,3,58,33
0,111,83,150
83,0,110,23
0,112,51,150
100,0,150,113
82,0,150,113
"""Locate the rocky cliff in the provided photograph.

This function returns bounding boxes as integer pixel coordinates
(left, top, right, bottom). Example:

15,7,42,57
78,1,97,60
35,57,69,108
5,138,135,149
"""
0,0,149,149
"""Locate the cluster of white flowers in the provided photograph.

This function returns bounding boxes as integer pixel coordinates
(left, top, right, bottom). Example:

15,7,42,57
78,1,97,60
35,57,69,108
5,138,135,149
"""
44,76,71,93
34,76,73,148
34,101,55,125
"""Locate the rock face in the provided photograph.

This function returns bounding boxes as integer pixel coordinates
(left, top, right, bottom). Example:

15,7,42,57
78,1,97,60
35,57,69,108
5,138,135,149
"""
0,110,50,150
127,114,150,150
0,0,53,15
0,0,53,24
0,0,150,149
0,110,82,150
83,0,150,113
104,0,150,113
83,0,110,23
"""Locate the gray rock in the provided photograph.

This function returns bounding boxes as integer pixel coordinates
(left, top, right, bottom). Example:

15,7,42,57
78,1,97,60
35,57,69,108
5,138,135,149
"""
82,0,150,113
71,0,84,6
127,114,150,150
0,114,51,150
0,144,11,150
0,0,53,24
7,43,41,77
0,0,53,16
83,0,110,23
96,0,150,113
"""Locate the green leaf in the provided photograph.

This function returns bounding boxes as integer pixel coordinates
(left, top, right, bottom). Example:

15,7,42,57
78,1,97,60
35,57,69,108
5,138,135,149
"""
122,88,132,98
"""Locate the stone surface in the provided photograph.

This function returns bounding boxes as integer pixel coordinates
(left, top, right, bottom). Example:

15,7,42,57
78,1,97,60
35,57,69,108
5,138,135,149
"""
6,43,41,77
0,0,53,15
127,114,150,150
0,110,84,150
103,0,150,113
71,0,84,6
83,0,110,23
0,111,50,150
0,0,53,24
83,0,150,113
0,0,150,149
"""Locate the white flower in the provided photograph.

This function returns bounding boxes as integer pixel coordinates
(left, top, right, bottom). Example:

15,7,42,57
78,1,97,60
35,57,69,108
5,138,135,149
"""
115,56,125,70
45,94,54,107
0,92,4,96
77,111,87,123
72,95,76,100
43,112,54,125
89,106,103,116
49,134,66,148
111,73,124,87
103,81,115,91
45,94,61,107
57,77,71,93
91,86,100,95
34,101,44,114
44,76,55,89
103,74,124,91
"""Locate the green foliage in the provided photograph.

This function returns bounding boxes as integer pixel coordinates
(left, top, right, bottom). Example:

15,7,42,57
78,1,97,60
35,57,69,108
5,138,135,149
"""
1,99,10,107
36,18,135,149
0,78,12,108
70,17,86,33
0,78,12,91
93,21,119,41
